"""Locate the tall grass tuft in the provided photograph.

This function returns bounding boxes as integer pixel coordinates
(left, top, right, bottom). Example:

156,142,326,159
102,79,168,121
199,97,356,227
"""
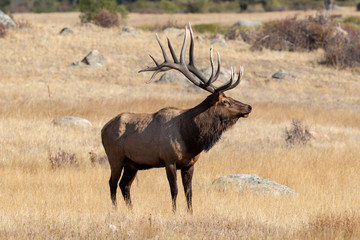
0,23,7,38
285,119,312,146
49,150,79,169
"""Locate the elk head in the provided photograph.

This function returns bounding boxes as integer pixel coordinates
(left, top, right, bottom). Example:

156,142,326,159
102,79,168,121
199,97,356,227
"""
139,23,252,119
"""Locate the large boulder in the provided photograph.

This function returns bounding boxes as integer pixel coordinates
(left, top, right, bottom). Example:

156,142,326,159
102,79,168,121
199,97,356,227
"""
0,10,16,28
52,116,93,127
212,174,296,196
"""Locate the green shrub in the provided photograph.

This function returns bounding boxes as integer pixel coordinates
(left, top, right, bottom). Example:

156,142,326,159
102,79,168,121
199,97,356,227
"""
208,1,239,13
192,24,230,35
344,16,360,26
184,0,209,13
158,0,180,13
79,0,127,25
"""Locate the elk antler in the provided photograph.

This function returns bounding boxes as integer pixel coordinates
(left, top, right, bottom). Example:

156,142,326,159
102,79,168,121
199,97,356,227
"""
139,23,243,93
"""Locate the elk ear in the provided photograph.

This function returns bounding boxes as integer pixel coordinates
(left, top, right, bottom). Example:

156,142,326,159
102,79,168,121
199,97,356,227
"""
208,92,221,105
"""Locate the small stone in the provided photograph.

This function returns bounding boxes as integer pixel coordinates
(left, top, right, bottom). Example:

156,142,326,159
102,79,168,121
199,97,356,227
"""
59,27,73,35
272,69,288,79
233,20,262,28
81,50,105,67
52,116,93,127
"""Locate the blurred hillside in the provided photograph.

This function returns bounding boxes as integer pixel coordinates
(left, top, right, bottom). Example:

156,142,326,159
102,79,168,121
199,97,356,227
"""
1,0,358,13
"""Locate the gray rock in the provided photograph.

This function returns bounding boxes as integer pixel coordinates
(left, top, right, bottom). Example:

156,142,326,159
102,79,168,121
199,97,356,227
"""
272,69,288,79
155,72,203,92
0,10,16,28
200,67,231,84
233,20,262,28
163,27,184,36
59,27,73,35
82,23,98,28
212,174,296,195
81,50,105,67
210,37,227,47
156,72,189,85
52,117,93,127
121,26,138,35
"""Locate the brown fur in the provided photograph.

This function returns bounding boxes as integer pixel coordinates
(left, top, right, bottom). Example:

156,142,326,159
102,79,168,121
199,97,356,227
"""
101,92,252,212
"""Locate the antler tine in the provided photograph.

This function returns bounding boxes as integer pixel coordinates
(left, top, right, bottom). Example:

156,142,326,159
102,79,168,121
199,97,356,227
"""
215,67,234,93
216,66,244,92
146,70,161,84
202,47,215,88
180,26,188,64
213,52,221,83
203,50,221,88
167,37,179,63
149,54,159,66
223,66,243,91
189,23,195,66
156,33,171,62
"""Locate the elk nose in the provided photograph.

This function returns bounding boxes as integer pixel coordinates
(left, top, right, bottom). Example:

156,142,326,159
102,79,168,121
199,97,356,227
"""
248,105,252,112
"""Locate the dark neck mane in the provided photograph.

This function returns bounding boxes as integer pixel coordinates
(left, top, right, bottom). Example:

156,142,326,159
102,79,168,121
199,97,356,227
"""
180,97,237,155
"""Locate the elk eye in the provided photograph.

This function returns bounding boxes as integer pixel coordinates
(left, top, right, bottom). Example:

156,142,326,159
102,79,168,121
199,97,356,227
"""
223,100,230,106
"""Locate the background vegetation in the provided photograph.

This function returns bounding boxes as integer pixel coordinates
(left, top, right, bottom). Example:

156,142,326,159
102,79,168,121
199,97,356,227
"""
1,0,359,13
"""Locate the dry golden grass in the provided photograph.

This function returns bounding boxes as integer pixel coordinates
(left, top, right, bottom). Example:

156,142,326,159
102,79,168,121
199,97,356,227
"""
1,9,360,239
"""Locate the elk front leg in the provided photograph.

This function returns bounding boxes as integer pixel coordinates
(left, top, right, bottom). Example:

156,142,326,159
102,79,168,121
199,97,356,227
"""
165,163,178,212
119,166,138,209
181,165,194,214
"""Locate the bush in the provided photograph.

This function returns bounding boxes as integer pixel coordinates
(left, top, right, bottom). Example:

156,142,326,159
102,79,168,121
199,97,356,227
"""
323,24,360,68
94,8,119,27
79,0,127,26
251,15,332,51
0,23,6,38
158,0,179,13
184,0,209,13
285,119,312,146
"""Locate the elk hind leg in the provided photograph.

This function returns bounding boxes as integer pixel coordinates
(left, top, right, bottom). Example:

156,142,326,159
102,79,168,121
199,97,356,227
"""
119,165,138,208
108,156,125,207
181,165,194,214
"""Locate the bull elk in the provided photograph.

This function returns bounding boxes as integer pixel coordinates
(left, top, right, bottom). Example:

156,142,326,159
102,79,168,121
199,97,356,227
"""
101,23,252,213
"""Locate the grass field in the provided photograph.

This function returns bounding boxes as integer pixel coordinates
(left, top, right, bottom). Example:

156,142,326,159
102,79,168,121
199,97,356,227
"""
1,8,360,239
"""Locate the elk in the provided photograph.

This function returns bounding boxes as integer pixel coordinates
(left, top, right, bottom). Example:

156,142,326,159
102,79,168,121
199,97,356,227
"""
101,23,252,213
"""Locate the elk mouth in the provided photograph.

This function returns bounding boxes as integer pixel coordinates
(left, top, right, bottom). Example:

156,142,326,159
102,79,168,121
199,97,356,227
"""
236,112,250,118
